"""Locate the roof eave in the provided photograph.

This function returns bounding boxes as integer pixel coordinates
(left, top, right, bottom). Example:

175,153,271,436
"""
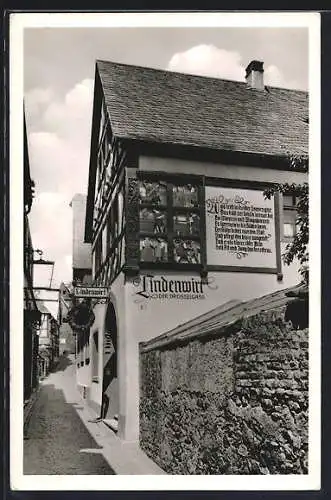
119,136,308,172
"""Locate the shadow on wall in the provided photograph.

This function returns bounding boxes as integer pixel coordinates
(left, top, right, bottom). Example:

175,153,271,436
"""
23,383,115,475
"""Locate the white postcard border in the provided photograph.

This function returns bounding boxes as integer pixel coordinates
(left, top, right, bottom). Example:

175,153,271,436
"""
9,11,321,491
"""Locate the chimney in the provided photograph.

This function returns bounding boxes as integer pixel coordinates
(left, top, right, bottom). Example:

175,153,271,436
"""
245,60,264,90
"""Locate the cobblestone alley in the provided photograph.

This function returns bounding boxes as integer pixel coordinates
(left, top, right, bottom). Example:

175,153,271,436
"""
24,354,115,475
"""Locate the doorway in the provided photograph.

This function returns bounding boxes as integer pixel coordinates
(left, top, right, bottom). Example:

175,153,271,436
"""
91,330,99,381
100,302,118,420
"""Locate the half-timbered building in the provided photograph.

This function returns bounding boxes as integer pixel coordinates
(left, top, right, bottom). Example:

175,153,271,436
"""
81,59,308,441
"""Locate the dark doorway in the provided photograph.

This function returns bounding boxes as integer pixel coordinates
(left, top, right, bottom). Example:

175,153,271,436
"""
91,331,99,379
100,303,118,420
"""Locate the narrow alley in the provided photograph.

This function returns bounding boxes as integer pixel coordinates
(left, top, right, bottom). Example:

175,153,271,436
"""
24,354,115,475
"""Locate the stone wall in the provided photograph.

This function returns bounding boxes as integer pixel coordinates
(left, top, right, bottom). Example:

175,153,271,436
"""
139,306,308,475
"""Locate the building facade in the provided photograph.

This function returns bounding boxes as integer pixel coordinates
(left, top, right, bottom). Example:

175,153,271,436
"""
70,193,92,284
23,114,41,402
38,302,60,377
57,282,76,355
78,59,308,441
57,194,93,358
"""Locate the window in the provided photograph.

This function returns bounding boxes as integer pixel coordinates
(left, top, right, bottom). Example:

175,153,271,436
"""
39,315,49,338
105,193,120,252
94,235,103,275
138,178,202,267
98,100,106,143
173,239,201,264
140,237,168,262
84,329,90,365
94,188,124,282
140,208,167,234
102,224,108,260
97,124,112,193
118,190,124,233
173,185,199,208
92,331,99,381
112,194,119,239
106,212,113,250
173,212,200,237
139,180,167,205
283,194,297,239
94,102,113,224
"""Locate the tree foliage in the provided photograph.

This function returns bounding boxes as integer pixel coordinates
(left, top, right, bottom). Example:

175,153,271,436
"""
264,181,309,284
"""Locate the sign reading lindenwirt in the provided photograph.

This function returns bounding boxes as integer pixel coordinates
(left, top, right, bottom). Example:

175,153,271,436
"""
205,186,276,269
74,286,109,299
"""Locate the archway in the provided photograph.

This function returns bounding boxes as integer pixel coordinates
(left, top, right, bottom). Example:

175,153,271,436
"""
100,302,118,420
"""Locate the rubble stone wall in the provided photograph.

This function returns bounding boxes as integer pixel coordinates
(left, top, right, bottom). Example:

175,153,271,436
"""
139,308,308,474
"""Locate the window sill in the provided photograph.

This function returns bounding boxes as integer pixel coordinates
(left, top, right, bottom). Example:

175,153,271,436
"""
281,236,295,242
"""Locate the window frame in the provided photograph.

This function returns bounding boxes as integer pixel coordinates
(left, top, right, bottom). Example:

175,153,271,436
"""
94,234,103,276
93,180,126,284
282,193,297,241
137,171,206,273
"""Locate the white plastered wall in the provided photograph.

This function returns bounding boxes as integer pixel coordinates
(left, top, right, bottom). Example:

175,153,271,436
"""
85,155,307,443
139,155,307,185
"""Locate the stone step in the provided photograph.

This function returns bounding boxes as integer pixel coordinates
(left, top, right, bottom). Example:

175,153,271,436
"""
103,417,118,433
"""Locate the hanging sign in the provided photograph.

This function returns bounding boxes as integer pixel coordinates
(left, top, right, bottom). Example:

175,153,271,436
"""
73,286,110,299
205,186,277,270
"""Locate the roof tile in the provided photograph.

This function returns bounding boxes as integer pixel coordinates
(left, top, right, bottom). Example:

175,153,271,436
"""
97,60,308,158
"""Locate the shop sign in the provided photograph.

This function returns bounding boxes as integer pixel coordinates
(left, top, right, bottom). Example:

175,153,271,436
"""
73,286,110,299
132,274,218,302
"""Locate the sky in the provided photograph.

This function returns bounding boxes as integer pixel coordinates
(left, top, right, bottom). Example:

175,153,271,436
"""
24,24,309,288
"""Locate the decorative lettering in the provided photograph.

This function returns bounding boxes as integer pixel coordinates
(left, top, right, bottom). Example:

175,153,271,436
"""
206,188,276,265
132,274,217,302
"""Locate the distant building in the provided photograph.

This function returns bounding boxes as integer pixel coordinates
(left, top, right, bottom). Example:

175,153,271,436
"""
37,302,60,377
57,282,76,355
57,194,92,356
70,193,92,284
78,59,308,441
